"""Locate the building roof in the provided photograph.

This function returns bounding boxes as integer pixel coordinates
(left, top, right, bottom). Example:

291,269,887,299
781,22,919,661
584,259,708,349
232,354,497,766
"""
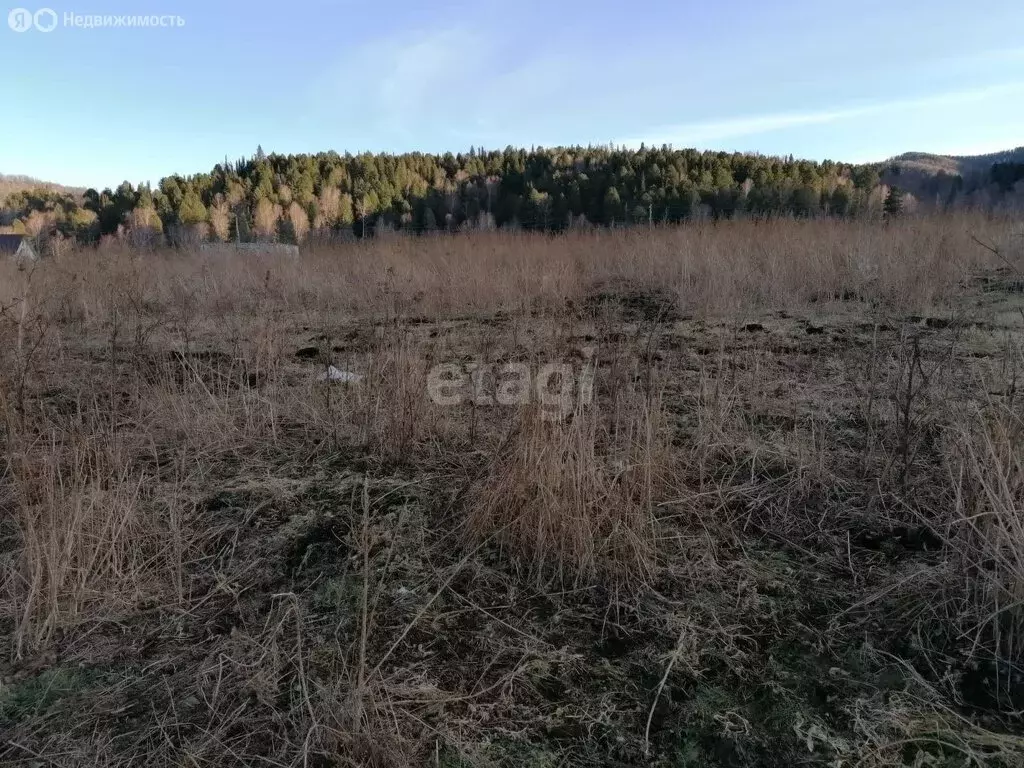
0,234,28,253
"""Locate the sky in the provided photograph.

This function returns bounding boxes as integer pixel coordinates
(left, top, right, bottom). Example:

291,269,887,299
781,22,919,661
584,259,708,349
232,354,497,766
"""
1,0,1023,189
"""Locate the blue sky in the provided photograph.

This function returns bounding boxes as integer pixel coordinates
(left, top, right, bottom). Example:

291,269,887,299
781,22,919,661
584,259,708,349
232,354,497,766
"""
1,0,1022,189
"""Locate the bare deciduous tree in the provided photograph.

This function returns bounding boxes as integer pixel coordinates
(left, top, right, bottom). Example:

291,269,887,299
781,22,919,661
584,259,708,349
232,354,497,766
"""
253,198,282,239
209,197,231,242
286,202,310,243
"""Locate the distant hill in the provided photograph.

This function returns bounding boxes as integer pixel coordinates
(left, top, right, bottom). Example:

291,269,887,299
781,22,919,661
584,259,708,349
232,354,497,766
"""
0,174,86,228
887,147,1024,178
879,147,1024,205
0,173,84,203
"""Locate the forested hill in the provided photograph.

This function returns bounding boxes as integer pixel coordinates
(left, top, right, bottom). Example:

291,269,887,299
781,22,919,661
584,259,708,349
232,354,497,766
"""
4,145,1024,245
879,146,1024,204
0,174,82,206
889,146,1024,177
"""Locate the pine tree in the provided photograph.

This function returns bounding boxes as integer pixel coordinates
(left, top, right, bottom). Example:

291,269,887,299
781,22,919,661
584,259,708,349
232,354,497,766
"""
178,191,208,225
883,186,904,218
603,186,622,225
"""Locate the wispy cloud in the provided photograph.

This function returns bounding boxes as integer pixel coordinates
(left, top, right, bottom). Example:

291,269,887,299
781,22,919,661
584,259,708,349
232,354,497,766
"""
307,26,492,145
306,26,1024,158
370,28,480,122
309,25,618,148
619,82,1024,148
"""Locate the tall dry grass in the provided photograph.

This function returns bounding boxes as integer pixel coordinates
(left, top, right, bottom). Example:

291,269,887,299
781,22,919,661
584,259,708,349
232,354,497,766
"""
2,213,1018,327
946,352,1024,668
4,422,154,656
465,385,673,587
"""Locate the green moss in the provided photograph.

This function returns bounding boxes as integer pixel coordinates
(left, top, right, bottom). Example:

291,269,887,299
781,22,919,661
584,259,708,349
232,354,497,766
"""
1,666,107,721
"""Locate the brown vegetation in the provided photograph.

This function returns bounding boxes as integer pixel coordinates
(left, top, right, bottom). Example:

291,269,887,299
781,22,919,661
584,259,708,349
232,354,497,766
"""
2,213,1024,766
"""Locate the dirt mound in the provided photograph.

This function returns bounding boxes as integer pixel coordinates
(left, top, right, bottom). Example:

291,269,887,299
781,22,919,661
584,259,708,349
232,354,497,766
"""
579,282,681,322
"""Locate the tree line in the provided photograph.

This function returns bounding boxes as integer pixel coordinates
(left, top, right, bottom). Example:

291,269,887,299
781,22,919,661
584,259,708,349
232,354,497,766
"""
4,145,1024,248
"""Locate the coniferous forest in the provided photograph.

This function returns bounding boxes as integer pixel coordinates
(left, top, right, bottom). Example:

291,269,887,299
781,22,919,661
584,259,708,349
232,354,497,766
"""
3,145,1024,248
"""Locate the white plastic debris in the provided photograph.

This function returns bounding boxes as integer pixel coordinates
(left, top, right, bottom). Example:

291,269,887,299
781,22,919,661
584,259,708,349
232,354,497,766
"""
318,365,363,383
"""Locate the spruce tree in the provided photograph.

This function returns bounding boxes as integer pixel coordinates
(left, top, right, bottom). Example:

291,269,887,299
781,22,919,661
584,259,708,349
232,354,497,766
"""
883,186,905,218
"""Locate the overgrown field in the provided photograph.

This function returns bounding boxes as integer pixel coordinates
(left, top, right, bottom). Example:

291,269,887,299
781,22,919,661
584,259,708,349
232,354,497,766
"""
3,216,1024,767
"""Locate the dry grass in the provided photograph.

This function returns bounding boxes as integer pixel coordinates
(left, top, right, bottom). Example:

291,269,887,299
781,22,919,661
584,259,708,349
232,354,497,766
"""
4,427,149,656
465,386,672,587
2,213,1024,767
3,212,1016,323
946,351,1024,669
